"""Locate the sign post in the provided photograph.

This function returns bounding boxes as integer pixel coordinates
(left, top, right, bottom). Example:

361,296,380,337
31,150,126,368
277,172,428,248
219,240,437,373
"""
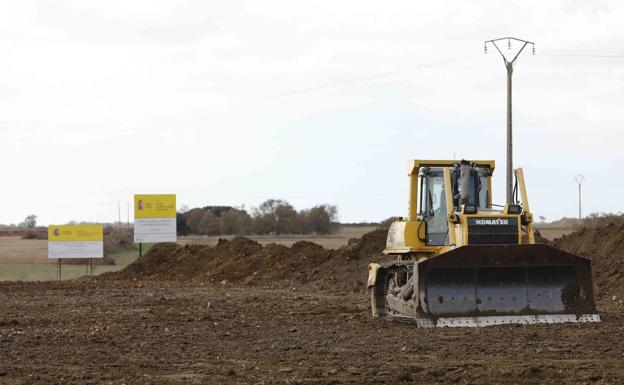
48,224,104,279
134,194,177,255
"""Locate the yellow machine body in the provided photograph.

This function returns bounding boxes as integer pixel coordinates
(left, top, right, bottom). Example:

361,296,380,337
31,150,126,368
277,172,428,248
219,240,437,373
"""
368,159,599,327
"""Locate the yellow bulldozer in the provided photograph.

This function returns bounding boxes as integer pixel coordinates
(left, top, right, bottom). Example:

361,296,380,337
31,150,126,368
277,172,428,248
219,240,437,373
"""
368,159,599,327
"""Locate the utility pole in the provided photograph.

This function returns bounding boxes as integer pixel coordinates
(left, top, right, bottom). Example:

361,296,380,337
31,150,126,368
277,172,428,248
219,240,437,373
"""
118,201,122,233
574,175,585,227
484,37,535,205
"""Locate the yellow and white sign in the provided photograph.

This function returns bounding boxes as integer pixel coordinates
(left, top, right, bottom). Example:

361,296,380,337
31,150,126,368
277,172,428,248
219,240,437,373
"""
48,224,104,259
134,194,177,243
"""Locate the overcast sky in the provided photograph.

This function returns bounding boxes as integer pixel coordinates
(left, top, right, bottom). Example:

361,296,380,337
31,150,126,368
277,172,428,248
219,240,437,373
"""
1,0,623,225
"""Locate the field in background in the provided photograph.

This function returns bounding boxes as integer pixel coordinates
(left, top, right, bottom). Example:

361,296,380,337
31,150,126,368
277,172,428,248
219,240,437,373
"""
0,239,146,281
0,236,49,263
0,226,376,281
0,262,122,281
534,226,577,241
178,225,378,249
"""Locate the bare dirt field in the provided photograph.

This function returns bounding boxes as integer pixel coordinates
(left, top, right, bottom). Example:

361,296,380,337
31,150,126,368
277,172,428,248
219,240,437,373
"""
2,225,623,384
0,280,622,385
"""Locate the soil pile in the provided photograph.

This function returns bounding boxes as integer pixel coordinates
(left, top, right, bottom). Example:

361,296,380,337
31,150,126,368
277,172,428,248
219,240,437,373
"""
109,224,624,300
532,229,551,244
108,229,391,292
315,229,393,292
554,223,624,300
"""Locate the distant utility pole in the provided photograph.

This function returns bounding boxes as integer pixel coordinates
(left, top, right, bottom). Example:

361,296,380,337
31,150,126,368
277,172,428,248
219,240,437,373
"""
118,201,122,232
484,37,535,205
574,175,585,226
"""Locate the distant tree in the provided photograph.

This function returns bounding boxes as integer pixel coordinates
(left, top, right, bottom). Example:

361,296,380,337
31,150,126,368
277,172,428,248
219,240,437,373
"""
184,208,205,234
253,199,300,234
221,209,253,235
178,200,340,235
20,215,37,229
176,212,191,236
197,210,221,235
302,204,338,234
178,205,190,213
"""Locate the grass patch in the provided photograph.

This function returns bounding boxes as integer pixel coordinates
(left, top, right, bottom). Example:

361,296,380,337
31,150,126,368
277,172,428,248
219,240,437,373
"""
0,244,153,282
0,263,120,281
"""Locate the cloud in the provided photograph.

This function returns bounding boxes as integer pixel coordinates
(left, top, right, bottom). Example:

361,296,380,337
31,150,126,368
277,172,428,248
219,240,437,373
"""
0,0,623,224
140,20,217,43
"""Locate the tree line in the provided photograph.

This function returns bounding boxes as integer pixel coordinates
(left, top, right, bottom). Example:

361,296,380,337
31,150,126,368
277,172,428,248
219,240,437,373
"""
176,199,338,236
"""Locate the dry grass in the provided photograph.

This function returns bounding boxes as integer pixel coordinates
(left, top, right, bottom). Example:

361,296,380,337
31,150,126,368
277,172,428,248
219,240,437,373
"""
0,248,141,282
0,263,122,281
0,236,50,264
0,236,144,281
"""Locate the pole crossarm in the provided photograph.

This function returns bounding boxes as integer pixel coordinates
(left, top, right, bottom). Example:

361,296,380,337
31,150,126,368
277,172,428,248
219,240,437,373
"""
485,37,534,45
485,37,535,70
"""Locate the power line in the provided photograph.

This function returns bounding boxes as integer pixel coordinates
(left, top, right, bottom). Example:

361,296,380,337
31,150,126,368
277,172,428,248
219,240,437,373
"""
538,47,624,58
148,54,482,119
268,54,480,99
540,53,624,58
305,63,489,99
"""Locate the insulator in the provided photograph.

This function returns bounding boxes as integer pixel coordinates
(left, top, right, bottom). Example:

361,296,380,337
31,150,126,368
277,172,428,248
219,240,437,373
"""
532,46,536,55
484,44,488,54
508,38,511,49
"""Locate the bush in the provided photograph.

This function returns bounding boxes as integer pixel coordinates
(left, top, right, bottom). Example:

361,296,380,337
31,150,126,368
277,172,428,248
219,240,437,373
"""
581,212,624,229
21,229,47,240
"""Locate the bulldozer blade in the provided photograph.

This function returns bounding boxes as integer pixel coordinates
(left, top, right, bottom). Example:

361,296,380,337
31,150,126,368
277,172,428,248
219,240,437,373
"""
410,244,600,327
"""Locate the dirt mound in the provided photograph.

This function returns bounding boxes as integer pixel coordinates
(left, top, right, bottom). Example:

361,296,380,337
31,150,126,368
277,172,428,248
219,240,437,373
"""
313,229,393,292
553,224,624,301
107,230,390,292
532,229,551,244
108,224,624,302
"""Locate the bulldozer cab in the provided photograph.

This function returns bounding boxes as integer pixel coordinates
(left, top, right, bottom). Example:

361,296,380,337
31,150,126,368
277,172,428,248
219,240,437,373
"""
420,164,491,246
420,169,447,245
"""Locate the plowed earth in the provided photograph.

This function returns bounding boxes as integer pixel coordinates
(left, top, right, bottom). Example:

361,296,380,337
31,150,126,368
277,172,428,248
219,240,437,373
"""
1,227,624,384
1,281,623,385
